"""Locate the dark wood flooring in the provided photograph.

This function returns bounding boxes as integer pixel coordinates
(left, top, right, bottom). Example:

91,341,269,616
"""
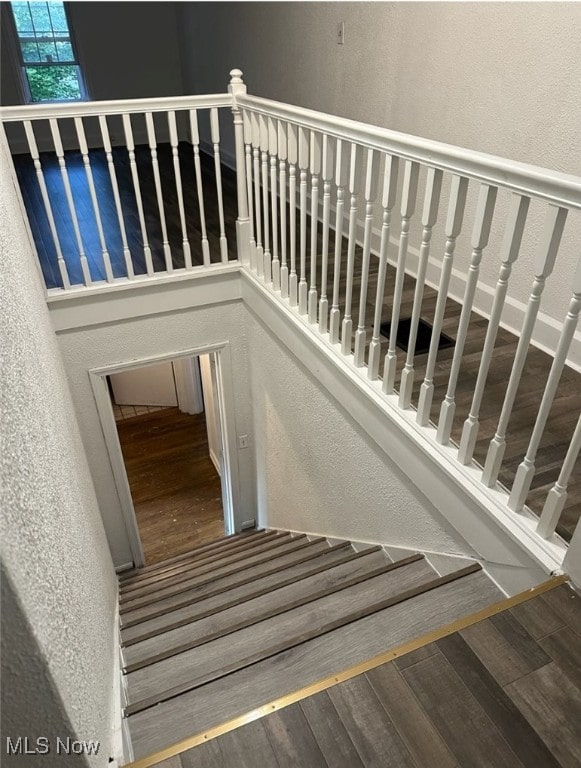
11,144,581,541
166,582,581,768
116,407,224,565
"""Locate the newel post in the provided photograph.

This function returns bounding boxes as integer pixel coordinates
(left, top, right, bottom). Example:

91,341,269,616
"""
229,69,250,264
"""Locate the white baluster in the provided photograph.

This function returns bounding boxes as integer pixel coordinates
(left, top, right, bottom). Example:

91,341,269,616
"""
229,69,250,265
98,115,133,279
382,160,420,393
563,517,581,586
341,143,362,355
167,110,192,269
482,205,568,487
298,126,309,314
278,121,288,298
368,155,400,380
354,148,380,367
538,413,581,538
145,112,172,272
210,108,228,263
73,117,114,282
508,259,580,512
399,168,443,406
122,113,153,275
287,123,298,305
242,110,256,269
251,111,263,276
49,118,91,286
259,114,271,282
416,175,469,424
269,117,280,290
436,183,498,444
308,130,322,324
329,139,349,344
23,120,70,288
189,109,210,266
458,194,530,464
319,134,334,334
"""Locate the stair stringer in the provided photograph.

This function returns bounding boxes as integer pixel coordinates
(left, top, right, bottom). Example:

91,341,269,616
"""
241,269,566,595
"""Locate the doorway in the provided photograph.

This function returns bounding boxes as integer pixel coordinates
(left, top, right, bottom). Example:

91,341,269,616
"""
90,346,240,570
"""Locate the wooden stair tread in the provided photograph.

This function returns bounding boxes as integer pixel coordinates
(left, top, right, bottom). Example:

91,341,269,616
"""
119,530,278,592
120,537,333,628
119,529,265,583
119,531,291,601
125,557,444,707
123,548,408,670
120,534,320,615
127,568,502,758
120,541,354,643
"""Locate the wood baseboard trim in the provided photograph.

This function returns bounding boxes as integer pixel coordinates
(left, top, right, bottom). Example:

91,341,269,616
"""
121,573,569,768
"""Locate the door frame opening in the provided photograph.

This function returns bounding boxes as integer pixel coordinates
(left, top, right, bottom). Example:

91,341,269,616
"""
89,342,242,569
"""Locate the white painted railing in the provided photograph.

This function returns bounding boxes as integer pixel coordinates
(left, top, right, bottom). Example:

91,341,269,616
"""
229,74,581,569
2,70,580,576
1,92,236,289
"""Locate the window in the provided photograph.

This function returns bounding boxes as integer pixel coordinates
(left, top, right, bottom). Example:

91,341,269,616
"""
9,1,86,102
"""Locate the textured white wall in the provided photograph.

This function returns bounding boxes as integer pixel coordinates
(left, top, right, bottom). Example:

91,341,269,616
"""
0,143,117,763
247,313,474,556
56,303,256,568
178,2,581,345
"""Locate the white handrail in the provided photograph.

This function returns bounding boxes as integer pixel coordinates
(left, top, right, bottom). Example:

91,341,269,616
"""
237,94,581,209
0,93,232,122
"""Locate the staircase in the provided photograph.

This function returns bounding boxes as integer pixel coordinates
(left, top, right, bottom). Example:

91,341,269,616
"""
119,529,504,760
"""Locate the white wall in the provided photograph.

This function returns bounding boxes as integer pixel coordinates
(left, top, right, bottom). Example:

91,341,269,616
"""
0,142,117,764
56,301,256,569
177,2,581,355
247,312,474,556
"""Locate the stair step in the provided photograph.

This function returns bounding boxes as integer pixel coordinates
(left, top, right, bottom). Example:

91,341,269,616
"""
119,529,265,583
123,548,409,671
127,567,501,758
119,530,287,601
120,537,333,629
120,540,353,643
120,533,313,613
125,556,444,710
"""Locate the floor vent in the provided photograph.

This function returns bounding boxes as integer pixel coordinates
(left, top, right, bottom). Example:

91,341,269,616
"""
380,317,455,354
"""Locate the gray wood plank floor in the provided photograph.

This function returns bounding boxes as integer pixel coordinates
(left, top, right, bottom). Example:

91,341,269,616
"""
159,582,579,768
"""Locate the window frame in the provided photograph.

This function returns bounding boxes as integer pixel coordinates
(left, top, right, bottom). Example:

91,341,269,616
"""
7,1,88,104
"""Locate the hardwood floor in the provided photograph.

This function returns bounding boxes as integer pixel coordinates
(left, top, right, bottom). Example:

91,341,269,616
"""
116,407,224,565
11,144,581,541
163,581,581,768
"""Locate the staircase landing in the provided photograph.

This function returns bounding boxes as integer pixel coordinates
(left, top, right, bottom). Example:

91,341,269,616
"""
118,529,520,762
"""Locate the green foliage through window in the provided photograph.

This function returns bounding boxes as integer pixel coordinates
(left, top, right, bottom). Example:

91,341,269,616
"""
10,1,84,102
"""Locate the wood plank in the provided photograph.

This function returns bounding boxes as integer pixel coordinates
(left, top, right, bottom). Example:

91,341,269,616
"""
121,541,349,642
460,611,550,686
436,632,560,768
125,563,480,712
327,674,417,767
393,642,439,671
122,546,386,661
509,595,566,640
127,570,501,757
261,704,328,767
540,584,581,637
366,662,457,768
119,530,269,586
120,531,286,599
401,653,524,768
123,554,422,673
179,739,224,768
506,662,581,768
299,690,364,768
210,720,277,768
120,538,333,629
539,626,581,691
120,535,315,615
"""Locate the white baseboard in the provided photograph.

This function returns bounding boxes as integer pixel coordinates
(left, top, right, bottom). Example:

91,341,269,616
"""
209,447,221,476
